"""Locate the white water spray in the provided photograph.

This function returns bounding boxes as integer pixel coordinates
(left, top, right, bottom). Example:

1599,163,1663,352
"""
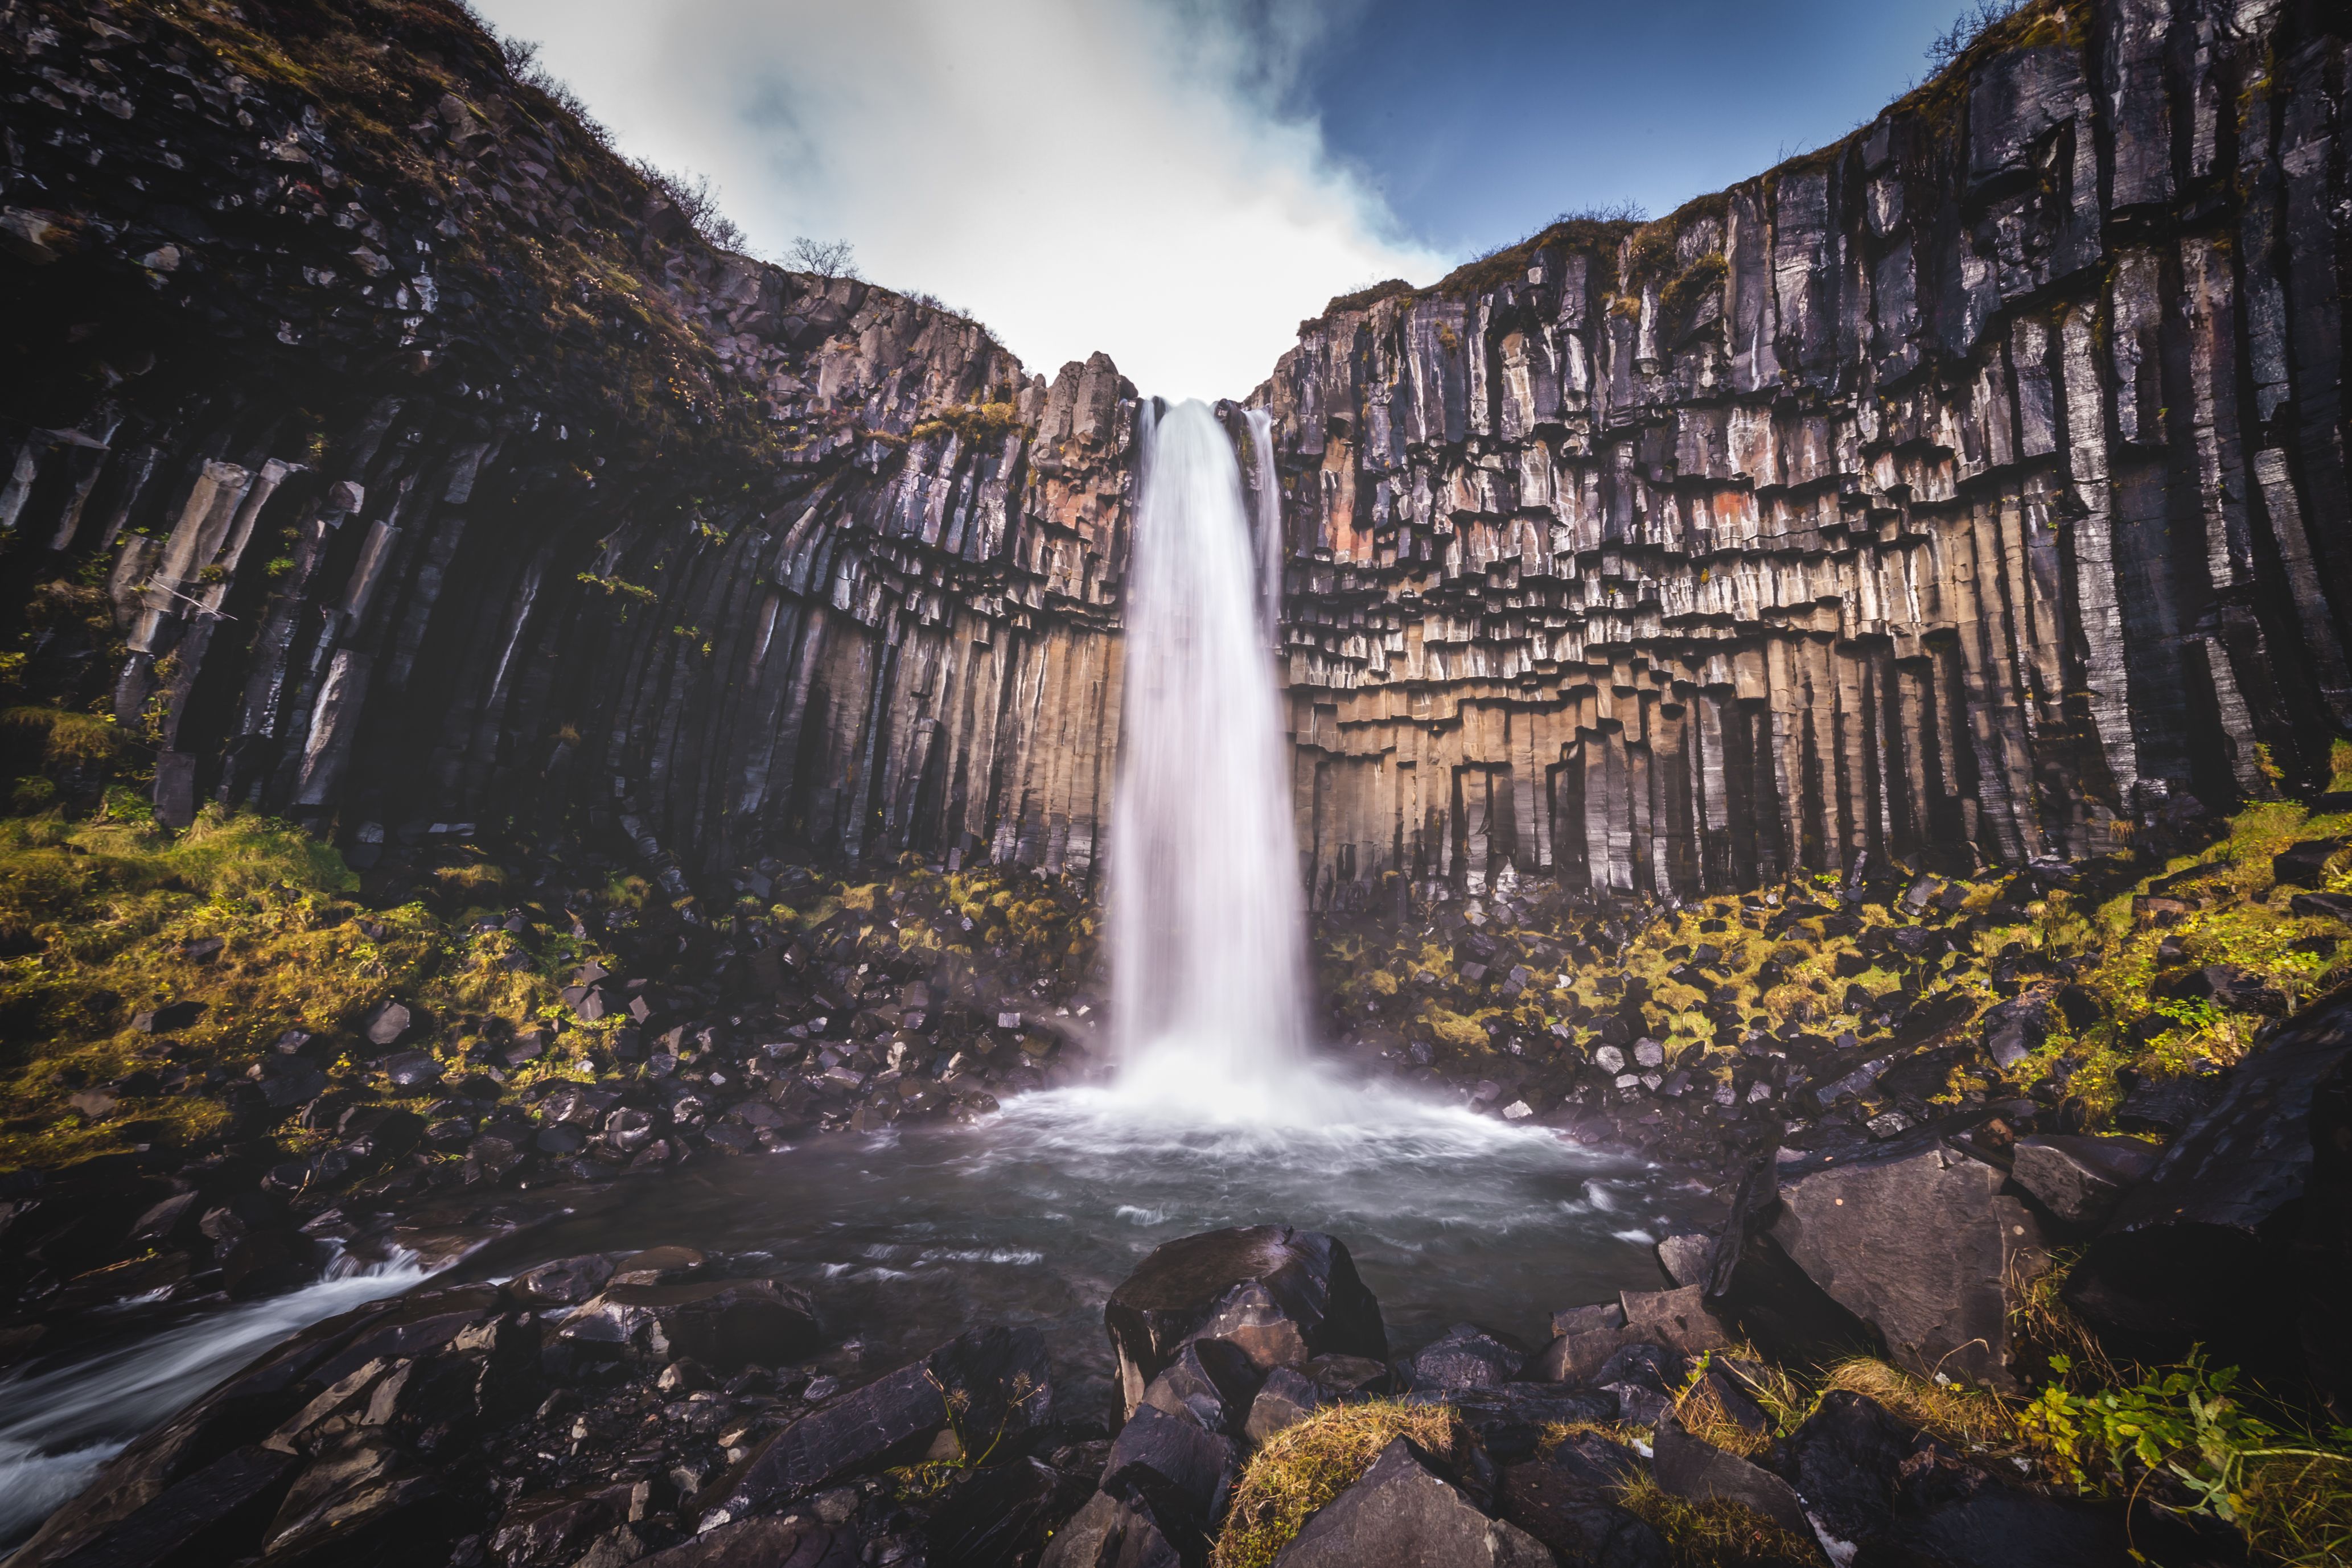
1242,408,1284,644
1108,400,1317,1120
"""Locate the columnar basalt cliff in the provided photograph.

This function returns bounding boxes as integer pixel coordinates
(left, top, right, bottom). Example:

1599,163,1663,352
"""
1256,0,2352,907
6,0,2352,910
0,0,1136,892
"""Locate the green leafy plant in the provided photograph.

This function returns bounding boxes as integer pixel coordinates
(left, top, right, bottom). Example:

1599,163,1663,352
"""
2019,1353,2352,1563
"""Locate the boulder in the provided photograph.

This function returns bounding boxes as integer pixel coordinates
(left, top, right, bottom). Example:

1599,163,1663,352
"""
1656,1233,1712,1288
1403,1322,1525,1392
2008,1134,2159,1229
1100,1401,1237,1522
1765,1134,2047,1388
2271,839,2344,887
1103,1226,1385,1417
509,1253,616,1306
1778,1390,1946,1545
1445,1385,1620,1465
1270,1438,1553,1568
489,1479,639,1568
1037,1487,1193,1568
2067,993,2352,1402
709,1326,1050,1524
365,1002,413,1047
557,1277,817,1369
1242,1366,1323,1442
1499,1430,1657,1567
1530,1286,1725,1385
1137,1337,1264,1437
261,1433,451,1566
1649,1418,1816,1545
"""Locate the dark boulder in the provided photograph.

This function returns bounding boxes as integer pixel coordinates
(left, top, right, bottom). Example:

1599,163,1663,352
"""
557,1276,817,1370
1650,1417,1816,1546
261,1434,451,1566
1269,1437,1553,1568
1777,1389,1940,1545
1404,1322,1526,1392
1446,1385,1620,1466
509,1253,616,1307
1501,1443,1666,1568
488,1479,639,1568
1103,1226,1385,1418
1242,1365,1324,1442
1764,1133,2047,1388
1037,1488,1192,1568
1100,1402,1238,1522
2271,839,2344,887
2153,964,2288,1016
1137,1337,1265,1437
2008,1134,2159,1229
708,1325,1050,1524
2067,992,2352,1404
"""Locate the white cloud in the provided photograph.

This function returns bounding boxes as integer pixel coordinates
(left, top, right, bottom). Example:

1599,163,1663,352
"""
466,0,1444,400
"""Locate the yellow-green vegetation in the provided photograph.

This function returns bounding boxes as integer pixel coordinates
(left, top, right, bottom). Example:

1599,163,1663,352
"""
1211,1400,1458,1568
1613,1475,1821,1567
1663,1347,2352,1566
0,806,583,1172
760,855,1097,989
910,401,1024,446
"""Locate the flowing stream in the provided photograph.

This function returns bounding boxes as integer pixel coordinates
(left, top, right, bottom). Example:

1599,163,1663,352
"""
0,398,1703,1550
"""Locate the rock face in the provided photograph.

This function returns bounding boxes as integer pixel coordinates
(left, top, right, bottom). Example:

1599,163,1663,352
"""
1765,1133,2047,1388
1102,1226,1386,1418
1270,1438,1554,1568
10,0,2352,907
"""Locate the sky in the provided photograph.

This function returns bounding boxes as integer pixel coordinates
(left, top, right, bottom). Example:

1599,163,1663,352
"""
468,0,1972,401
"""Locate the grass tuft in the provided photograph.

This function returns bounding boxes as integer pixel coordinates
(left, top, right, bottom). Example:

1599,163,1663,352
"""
1211,1400,1458,1568
1613,1474,1820,1566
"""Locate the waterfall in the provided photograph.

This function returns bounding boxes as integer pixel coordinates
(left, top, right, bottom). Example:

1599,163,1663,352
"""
1108,400,1314,1119
1242,408,1283,644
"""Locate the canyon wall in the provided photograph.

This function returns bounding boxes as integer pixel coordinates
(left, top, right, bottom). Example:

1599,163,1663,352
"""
6,0,2352,908
1256,0,2352,907
0,0,1136,895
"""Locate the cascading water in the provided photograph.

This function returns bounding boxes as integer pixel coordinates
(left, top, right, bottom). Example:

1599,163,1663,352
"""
1106,400,1320,1121
1242,408,1284,644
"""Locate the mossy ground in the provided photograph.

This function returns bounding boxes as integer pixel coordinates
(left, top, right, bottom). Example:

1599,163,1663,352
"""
1211,1400,1459,1568
0,806,590,1172
1317,755,2352,1139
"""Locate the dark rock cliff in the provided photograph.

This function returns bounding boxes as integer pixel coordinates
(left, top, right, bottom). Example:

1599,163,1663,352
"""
0,0,1134,892
1255,0,2352,908
6,0,2351,908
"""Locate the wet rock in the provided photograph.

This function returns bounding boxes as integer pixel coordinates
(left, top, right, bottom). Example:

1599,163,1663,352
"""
1404,1322,1526,1392
1242,1365,1323,1442
488,1479,639,1568
558,1277,817,1370
710,1326,1050,1523
1649,1417,1815,1544
631,1516,860,1568
264,1433,449,1564
1103,1226,1385,1417
1765,1134,2047,1388
1139,1337,1265,1437
509,1253,616,1307
2009,1134,2159,1229
1270,1437,1552,1567
1100,1401,1237,1522
27,1445,297,1568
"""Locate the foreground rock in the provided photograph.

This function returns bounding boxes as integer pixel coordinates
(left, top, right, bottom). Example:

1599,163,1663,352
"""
13,1253,1080,1568
2066,994,2352,1405
1104,1227,1387,1417
1272,1438,1553,1567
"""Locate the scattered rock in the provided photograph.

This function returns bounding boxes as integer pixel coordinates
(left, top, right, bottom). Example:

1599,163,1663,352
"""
1103,1226,1385,1417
